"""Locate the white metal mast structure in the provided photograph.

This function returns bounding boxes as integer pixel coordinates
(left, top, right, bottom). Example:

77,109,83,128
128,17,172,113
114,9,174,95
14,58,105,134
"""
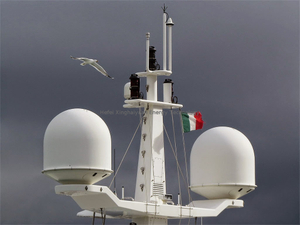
123,8,179,224
42,7,256,225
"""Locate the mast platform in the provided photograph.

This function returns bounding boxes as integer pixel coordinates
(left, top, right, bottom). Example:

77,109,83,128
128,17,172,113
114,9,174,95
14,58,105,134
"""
55,185,244,219
123,99,183,109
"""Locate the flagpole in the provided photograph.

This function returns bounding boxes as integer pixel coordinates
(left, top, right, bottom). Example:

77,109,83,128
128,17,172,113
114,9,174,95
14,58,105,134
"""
178,108,192,203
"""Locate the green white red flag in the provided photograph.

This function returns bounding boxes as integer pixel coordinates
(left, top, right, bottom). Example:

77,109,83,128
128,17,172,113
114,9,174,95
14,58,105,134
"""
181,111,204,133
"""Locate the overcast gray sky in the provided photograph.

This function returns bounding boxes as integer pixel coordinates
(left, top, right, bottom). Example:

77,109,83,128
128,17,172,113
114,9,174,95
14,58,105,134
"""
1,0,299,224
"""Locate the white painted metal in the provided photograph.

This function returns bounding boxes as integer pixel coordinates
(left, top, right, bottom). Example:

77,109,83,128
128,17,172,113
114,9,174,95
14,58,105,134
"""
163,81,172,103
55,185,243,219
146,32,150,72
134,106,166,204
43,108,112,184
123,99,182,109
146,75,157,101
167,18,174,71
190,127,256,199
177,193,181,205
145,33,158,101
136,70,172,77
124,82,131,99
163,12,167,71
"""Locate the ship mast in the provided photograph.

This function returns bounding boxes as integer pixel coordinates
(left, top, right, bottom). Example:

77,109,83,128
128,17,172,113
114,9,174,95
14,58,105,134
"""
124,9,180,224
43,6,256,225
124,8,182,224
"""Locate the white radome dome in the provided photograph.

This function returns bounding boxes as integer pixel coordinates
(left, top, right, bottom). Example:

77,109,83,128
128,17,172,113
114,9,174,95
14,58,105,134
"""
42,108,112,184
190,126,256,199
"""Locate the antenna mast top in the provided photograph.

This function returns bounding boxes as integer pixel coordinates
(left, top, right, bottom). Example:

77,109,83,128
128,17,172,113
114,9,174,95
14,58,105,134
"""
162,4,168,13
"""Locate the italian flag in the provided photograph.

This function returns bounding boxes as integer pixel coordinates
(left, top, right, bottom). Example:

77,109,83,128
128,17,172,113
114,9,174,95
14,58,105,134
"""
181,111,204,133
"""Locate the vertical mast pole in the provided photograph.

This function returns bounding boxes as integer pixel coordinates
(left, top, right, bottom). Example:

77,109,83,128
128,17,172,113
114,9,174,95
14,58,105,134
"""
146,32,150,72
113,149,116,195
145,33,157,101
167,18,174,72
163,12,167,70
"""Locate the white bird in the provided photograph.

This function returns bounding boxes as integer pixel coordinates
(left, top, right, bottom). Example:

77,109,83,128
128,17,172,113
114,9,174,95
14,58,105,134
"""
71,56,114,79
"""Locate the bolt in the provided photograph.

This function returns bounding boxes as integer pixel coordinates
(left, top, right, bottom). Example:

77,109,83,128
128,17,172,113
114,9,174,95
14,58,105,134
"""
140,184,144,192
141,150,146,158
142,134,147,141
140,167,145,175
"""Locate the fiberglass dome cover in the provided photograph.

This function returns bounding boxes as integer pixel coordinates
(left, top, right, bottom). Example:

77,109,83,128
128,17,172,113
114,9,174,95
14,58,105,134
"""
190,126,256,199
43,108,112,184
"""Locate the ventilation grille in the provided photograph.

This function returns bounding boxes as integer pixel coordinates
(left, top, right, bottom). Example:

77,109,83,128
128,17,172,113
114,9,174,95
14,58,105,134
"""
152,183,164,196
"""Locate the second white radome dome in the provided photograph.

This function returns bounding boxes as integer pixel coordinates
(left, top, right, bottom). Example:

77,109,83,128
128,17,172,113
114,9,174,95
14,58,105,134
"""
190,126,256,199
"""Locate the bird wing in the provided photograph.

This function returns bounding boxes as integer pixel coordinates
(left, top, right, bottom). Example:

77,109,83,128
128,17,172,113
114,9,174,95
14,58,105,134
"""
90,62,114,79
70,56,90,61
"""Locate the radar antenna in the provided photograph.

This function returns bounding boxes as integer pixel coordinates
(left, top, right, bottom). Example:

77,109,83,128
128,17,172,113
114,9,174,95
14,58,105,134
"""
162,4,169,22
162,4,168,13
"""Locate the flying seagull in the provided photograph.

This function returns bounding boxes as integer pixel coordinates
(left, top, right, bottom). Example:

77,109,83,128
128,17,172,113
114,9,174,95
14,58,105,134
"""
71,56,114,79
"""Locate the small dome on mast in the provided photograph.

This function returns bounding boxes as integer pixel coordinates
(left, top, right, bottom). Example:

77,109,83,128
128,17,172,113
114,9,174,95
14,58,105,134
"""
166,18,174,26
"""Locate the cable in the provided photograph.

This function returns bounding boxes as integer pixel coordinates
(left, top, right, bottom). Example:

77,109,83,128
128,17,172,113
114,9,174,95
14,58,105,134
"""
161,4,170,22
92,212,95,225
109,115,144,189
170,109,182,205
170,109,182,225
100,208,106,225
179,108,193,204
163,124,193,206
113,148,116,195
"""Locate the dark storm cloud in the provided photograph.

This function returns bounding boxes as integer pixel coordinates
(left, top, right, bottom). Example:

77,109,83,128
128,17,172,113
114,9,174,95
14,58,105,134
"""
1,1,299,224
